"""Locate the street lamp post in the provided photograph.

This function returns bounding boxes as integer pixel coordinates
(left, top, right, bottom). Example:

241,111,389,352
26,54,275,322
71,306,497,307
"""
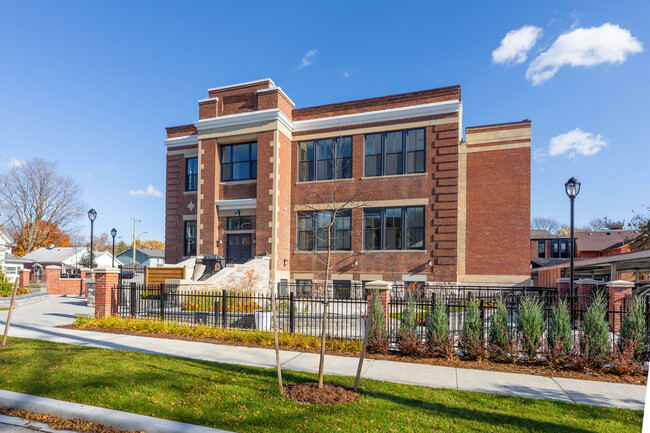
88,209,97,269
111,228,117,267
565,177,581,325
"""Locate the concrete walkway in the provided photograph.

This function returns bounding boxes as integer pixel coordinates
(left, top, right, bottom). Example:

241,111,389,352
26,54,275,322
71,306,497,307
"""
0,296,646,411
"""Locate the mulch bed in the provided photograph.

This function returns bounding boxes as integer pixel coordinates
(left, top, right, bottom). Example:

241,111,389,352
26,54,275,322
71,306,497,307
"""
0,406,140,433
60,325,648,386
283,383,361,405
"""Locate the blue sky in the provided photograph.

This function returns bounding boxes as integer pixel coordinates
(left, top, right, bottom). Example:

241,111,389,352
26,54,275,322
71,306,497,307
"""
0,1,648,244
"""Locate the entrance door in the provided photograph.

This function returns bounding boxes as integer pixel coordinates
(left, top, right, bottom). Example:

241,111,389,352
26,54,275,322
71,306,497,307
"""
227,234,252,264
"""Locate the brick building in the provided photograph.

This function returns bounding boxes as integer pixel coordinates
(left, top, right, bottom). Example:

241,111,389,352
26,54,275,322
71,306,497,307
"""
165,79,531,286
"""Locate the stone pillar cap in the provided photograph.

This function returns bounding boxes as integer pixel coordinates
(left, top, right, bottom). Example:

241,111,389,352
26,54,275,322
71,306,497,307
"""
364,280,391,290
80,268,93,272
45,265,61,270
577,278,599,284
93,267,121,274
605,280,635,288
556,278,570,283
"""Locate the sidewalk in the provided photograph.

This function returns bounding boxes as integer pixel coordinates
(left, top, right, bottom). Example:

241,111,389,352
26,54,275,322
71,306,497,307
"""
0,296,646,411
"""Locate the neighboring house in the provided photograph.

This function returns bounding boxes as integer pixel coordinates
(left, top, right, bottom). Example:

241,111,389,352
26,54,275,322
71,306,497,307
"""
164,78,532,286
0,229,18,281
115,248,165,267
530,229,641,260
3,253,31,284
22,247,122,276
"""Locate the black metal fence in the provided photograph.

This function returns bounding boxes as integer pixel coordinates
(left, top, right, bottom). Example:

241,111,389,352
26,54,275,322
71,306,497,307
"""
113,282,648,351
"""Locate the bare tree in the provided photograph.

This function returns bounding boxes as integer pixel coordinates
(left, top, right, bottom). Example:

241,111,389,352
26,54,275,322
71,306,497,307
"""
296,136,367,389
0,158,84,255
531,216,561,234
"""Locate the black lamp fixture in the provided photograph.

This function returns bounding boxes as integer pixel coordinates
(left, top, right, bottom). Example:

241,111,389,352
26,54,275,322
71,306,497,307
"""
564,177,581,324
111,228,117,267
87,209,97,269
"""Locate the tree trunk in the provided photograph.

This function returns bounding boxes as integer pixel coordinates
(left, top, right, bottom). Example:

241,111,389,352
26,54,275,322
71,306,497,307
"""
354,291,375,391
1,278,20,346
271,280,283,394
317,230,333,389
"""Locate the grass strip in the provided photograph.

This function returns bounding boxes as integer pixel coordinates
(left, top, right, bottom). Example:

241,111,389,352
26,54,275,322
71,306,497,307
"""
0,337,642,432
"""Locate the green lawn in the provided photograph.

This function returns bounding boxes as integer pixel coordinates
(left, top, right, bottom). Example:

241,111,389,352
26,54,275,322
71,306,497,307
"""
0,338,642,433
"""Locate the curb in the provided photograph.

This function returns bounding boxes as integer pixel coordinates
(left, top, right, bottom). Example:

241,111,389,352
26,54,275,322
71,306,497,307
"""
0,390,233,433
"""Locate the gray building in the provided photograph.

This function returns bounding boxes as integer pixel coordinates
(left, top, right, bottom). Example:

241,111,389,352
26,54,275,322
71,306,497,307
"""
115,248,165,267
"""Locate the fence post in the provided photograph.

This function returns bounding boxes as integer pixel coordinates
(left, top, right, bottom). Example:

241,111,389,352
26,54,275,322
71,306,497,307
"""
159,283,165,321
605,280,634,332
289,292,295,333
93,268,120,318
365,281,391,331
130,283,137,316
222,289,227,328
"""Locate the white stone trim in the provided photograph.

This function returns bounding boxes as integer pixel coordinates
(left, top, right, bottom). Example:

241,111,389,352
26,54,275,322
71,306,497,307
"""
198,96,219,103
195,109,293,133
208,78,275,92
164,134,199,148
293,100,461,132
215,198,257,210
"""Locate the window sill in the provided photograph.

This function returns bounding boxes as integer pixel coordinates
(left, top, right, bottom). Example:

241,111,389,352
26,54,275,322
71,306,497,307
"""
293,250,353,254
295,178,355,185
224,230,255,234
360,172,428,181
183,190,197,195
360,249,427,253
219,180,257,185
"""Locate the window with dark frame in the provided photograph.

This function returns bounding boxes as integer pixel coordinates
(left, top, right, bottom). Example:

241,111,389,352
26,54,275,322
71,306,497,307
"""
538,240,545,258
298,136,352,182
296,279,311,296
185,158,198,191
221,142,257,181
550,239,570,258
333,280,351,299
363,206,425,250
184,221,197,256
297,210,351,251
364,128,425,177
227,216,252,231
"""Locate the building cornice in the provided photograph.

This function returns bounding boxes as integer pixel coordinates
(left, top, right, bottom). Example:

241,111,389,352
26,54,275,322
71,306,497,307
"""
208,78,275,92
194,109,293,133
256,86,296,107
164,134,199,148
215,198,257,210
292,100,461,132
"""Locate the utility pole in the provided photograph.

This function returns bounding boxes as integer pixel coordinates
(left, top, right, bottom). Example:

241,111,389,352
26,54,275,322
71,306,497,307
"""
132,218,137,270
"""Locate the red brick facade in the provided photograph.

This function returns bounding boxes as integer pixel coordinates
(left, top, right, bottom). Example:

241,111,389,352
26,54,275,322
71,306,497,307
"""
164,79,531,285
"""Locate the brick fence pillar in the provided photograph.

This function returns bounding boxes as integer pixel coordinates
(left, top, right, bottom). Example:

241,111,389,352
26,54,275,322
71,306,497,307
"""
44,265,61,293
556,277,570,299
19,269,30,289
365,280,391,331
94,268,120,318
80,268,94,296
606,279,634,332
577,278,598,309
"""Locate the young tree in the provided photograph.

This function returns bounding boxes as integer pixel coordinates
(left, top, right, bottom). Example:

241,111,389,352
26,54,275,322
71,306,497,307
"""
298,136,366,389
0,158,84,256
531,217,561,234
78,248,98,268
629,219,650,252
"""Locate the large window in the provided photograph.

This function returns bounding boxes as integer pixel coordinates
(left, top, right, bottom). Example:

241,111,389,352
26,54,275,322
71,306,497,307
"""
333,280,351,299
184,221,197,256
221,142,257,181
550,239,571,258
185,158,198,191
298,137,352,182
364,128,425,177
227,216,252,230
363,206,425,250
297,210,351,251
537,241,545,258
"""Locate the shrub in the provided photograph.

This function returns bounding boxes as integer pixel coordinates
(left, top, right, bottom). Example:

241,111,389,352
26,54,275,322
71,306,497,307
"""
619,297,646,362
398,294,421,356
426,297,454,357
489,294,518,361
611,336,645,375
0,272,16,297
547,299,572,358
582,292,610,366
367,295,389,354
460,296,485,359
517,296,545,360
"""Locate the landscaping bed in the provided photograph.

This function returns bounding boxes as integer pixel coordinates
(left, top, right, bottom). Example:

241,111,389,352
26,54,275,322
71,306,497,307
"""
65,316,647,385
0,338,642,432
0,406,139,433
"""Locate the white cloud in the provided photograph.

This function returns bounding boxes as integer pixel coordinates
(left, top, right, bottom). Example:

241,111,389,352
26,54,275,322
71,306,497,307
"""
129,184,162,198
298,49,317,69
492,25,543,65
4,158,25,168
103,164,115,169
526,23,643,85
343,71,352,79
548,128,607,158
